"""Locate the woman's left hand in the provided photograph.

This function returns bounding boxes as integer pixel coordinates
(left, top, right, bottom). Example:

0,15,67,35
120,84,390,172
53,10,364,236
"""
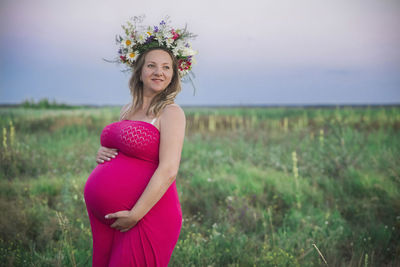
105,210,139,232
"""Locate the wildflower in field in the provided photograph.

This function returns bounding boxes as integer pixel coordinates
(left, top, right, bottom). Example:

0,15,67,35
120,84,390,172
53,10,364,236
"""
283,117,288,132
9,120,15,147
2,127,7,149
292,151,298,179
212,223,221,237
292,151,301,208
319,129,324,146
208,115,216,132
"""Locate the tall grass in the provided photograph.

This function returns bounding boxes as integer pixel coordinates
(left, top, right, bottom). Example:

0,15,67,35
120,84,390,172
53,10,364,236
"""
0,105,399,266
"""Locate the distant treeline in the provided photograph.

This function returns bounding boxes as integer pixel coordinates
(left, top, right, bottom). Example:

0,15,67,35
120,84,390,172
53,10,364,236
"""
20,98,80,109
1,98,398,109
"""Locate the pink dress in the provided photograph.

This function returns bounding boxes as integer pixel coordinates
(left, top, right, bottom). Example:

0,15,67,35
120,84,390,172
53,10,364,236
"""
84,120,182,267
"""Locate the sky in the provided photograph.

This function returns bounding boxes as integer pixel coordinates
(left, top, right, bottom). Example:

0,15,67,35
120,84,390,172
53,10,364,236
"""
0,0,399,106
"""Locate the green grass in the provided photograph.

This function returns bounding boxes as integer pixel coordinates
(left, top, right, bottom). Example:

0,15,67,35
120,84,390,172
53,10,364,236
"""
0,105,399,266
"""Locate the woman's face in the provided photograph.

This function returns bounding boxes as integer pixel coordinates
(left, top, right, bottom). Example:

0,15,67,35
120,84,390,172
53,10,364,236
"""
140,49,174,94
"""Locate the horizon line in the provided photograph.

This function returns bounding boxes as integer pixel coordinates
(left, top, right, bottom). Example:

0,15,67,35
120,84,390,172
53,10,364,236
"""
1,103,399,109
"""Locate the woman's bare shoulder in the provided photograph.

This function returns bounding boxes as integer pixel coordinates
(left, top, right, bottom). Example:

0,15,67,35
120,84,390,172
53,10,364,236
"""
121,103,131,111
159,103,185,124
119,103,131,120
161,103,185,117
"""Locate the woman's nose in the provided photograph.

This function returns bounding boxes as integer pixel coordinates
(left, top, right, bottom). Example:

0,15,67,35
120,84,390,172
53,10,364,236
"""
154,67,163,75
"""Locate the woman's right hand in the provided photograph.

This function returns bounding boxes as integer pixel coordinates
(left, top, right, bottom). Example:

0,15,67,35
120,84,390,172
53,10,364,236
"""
96,146,118,164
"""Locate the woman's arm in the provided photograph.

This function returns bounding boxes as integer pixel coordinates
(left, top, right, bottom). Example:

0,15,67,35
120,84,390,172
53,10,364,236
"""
96,104,129,164
105,104,186,231
130,104,186,218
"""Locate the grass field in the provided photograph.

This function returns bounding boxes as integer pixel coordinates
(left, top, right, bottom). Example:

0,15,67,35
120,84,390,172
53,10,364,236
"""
0,105,399,266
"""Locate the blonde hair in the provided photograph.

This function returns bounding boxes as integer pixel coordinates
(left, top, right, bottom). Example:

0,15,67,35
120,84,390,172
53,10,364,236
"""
121,48,182,120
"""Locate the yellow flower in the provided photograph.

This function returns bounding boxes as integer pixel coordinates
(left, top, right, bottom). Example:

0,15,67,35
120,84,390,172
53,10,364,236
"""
9,120,15,147
127,51,139,62
125,40,132,46
2,127,7,149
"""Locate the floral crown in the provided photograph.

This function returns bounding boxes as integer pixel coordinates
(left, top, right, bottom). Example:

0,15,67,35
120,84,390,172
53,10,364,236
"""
114,15,197,79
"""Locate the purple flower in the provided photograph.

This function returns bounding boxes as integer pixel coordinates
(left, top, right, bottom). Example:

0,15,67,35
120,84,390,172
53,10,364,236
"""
185,43,190,47
153,26,159,32
160,20,166,25
240,209,246,218
145,35,154,44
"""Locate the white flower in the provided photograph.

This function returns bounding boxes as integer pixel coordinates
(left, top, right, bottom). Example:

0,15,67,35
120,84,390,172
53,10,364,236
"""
212,223,221,237
181,47,197,57
225,196,233,202
178,69,188,77
172,47,180,57
127,51,140,62
122,39,134,48
137,33,147,44
154,32,164,45
165,38,174,48
163,31,173,40
175,39,185,49
172,40,185,56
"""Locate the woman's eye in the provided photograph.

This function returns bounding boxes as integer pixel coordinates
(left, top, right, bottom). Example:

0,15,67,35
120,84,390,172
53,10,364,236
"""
148,64,154,68
163,66,170,70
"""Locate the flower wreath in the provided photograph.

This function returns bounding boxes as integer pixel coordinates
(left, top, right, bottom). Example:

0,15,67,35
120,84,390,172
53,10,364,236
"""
112,15,197,81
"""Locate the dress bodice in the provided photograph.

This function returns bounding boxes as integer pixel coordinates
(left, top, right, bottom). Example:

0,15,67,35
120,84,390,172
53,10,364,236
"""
100,120,160,164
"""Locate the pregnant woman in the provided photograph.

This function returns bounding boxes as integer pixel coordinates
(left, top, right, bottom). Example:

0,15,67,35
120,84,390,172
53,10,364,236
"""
83,17,197,266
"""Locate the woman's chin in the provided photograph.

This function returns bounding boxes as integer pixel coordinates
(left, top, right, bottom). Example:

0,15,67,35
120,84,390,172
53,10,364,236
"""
146,87,166,94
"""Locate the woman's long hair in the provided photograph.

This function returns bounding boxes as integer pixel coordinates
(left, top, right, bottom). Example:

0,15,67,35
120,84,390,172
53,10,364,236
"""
121,47,182,120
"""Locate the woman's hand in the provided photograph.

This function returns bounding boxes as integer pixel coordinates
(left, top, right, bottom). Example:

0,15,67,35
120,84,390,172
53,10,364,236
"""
96,146,118,164
105,210,139,232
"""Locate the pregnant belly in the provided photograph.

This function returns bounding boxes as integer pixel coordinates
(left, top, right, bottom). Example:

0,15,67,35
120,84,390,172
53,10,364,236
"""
84,153,158,225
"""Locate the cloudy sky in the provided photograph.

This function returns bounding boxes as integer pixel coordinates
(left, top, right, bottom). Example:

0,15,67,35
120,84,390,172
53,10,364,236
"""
1,0,399,106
